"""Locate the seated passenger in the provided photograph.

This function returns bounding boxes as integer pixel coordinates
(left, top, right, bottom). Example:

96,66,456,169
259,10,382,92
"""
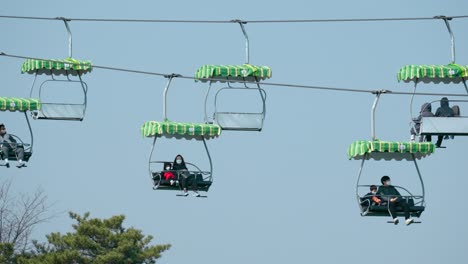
410,103,433,142
173,154,199,197
0,123,26,168
377,176,413,225
362,185,385,207
162,162,176,185
448,105,461,139
435,97,455,147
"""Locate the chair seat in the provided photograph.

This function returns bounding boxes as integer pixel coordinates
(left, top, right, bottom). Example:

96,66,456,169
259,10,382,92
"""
364,205,425,217
0,149,31,162
368,205,425,212
215,112,263,131
420,117,468,135
152,172,212,192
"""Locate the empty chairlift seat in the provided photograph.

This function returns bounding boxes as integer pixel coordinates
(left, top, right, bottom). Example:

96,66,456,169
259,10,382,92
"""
22,58,93,121
196,64,272,131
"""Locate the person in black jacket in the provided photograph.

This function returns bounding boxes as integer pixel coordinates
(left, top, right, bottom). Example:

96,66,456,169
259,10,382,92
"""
173,154,199,197
435,97,455,147
376,176,413,225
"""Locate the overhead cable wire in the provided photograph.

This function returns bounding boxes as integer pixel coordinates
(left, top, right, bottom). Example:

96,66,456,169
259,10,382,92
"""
0,15,468,23
1,52,467,98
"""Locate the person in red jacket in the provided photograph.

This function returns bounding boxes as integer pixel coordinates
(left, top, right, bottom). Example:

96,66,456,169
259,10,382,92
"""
162,162,176,185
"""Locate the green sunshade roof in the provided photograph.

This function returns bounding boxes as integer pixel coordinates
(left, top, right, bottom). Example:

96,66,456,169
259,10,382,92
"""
0,97,41,112
347,140,434,161
141,120,221,140
195,64,272,82
21,58,93,75
397,64,468,84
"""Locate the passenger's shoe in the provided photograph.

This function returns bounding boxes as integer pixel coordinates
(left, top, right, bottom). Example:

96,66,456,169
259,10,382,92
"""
193,192,200,197
410,135,415,142
405,218,414,226
5,162,9,168
182,192,189,197
16,162,26,168
393,218,399,225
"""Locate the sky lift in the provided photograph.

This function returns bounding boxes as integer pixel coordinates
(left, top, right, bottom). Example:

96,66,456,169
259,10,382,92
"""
141,75,221,196
196,20,272,132
0,97,41,166
22,18,92,121
398,16,468,142
348,91,434,222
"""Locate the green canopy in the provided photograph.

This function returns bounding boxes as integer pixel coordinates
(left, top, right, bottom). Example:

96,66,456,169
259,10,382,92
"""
0,97,42,112
195,64,272,82
141,120,221,140
397,64,468,84
347,140,434,161
21,58,93,75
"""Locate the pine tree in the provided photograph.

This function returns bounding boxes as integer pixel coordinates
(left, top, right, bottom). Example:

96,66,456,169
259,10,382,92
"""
16,212,171,264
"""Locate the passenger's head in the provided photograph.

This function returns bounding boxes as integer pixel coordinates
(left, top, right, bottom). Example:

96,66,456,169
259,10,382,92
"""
174,154,185,165
163,162,172,171
421,103,432,113
370,185,378,194
381,175,391,185
440,97,450,108
0,123,5,136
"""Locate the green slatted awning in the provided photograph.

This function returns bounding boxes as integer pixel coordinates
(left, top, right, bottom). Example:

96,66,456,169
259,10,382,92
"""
347,140,434,161
195,64,272,83
0,97,42,112
21,58,93,76
141,120,221,140
397,64,468,84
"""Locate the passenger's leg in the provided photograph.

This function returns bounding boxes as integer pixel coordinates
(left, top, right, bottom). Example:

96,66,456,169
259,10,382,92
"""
191,175,199,192
388,202,397,220
178,173,187,190
1,145,6,160
399,200,410,220
1,145,9,160
16,147,24,161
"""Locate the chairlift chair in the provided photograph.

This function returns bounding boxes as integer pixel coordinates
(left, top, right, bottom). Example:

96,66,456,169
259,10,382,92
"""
22,19,92,121
196,64,271,131
195,20,272,132
398,16,468,141
348,140,433,219
142,75,222,195
0,97,41,165
348,91,434,222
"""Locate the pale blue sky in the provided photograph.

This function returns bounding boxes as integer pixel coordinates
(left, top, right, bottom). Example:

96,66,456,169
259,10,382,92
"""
1,1,468,263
